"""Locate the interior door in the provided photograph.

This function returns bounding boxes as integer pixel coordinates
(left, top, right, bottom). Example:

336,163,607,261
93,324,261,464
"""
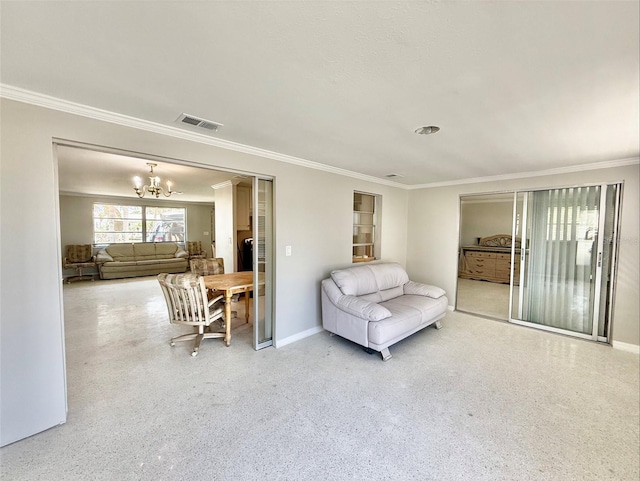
252,177,274,349
510,184,621,341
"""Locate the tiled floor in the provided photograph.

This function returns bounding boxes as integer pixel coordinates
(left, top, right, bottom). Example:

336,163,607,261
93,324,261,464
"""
2,277,638,480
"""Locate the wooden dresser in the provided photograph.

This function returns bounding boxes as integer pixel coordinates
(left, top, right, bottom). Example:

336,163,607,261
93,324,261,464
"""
460,246,520,284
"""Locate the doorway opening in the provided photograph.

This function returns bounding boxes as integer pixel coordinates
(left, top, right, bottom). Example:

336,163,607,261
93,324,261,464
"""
456,192,515,320
55,139,275,350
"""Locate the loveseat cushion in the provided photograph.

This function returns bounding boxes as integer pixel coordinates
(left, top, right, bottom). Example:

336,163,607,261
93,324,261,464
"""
403,280,446,299
368,302,423,345
135,258,184,266
155,242,180,259
369,295,448,345
102,260,137,267
370,263,410,291
133,243,157,260
331,266,378,296
330,263,409,297
105,244,136,261
382,294,449,322
337,295,392,321
359,286,404,303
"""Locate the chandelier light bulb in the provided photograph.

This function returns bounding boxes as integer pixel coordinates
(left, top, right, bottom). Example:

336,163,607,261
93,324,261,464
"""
133,163,175,198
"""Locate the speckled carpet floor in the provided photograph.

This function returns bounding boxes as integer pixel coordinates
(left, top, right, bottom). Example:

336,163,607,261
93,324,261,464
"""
1,277,638,480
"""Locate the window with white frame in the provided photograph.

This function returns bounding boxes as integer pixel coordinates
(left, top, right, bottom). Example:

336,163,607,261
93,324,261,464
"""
93,203,186,244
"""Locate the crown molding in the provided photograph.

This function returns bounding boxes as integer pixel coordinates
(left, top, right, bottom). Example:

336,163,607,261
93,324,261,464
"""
3,84,638,191
408,157,640,190
211,180,234,190
58,190,213,206
462,197,514,205
0,84,405,189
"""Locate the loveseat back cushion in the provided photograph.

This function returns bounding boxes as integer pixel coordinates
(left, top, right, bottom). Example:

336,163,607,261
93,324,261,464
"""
369,263,410,291
154,242,179,259
359,286,406,303
331,263,410,297
105,244,135,261
133,242,158,260
331,265,379,297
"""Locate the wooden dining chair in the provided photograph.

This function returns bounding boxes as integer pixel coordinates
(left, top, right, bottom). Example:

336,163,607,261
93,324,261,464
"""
157,273,225,357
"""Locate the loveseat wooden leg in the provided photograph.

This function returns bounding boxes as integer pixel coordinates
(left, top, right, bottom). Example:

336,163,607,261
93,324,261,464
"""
434,320,443,330
380,347,392,361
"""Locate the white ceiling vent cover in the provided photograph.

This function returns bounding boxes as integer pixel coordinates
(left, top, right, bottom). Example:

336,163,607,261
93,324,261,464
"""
176,113,223,132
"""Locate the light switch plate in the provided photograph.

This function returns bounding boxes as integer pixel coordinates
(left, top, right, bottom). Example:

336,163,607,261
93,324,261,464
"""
285,245,292,256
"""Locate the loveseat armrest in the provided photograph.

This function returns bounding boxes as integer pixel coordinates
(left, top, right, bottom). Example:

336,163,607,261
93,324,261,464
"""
322,280,391,321
403,280,446,299
95,250,113,263
337,295,392,321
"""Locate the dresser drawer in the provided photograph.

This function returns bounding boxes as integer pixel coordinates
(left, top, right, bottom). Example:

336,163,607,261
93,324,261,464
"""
495,266,512,278
459,249,518,283
466,251,496,259
466,257,496,276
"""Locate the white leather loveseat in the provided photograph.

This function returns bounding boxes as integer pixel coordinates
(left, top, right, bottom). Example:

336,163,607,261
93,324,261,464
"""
321,263,448,360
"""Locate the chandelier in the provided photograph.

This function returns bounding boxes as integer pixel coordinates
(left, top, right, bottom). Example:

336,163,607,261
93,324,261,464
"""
133,163,174,198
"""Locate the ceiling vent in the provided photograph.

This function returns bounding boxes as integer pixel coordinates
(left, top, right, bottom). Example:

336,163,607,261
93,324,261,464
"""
176,113,223,132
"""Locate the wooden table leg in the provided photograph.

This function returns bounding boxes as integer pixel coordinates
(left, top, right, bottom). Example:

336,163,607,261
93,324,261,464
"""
225,290,232,346
245,288,250,323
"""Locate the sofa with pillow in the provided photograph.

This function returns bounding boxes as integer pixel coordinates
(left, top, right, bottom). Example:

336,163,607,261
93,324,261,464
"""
96,242,188,280
321,262,448,360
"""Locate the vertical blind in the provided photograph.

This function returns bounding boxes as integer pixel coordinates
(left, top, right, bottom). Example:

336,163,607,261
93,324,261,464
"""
524,186,601,333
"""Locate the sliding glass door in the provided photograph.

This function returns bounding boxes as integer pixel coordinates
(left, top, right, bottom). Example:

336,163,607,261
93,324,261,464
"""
510,184,621,341
252,177,274,350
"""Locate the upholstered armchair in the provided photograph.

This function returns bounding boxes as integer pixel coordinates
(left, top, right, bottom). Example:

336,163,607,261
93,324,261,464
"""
63,244,96,283
190,257,225,276
186,241,206,260
190,257,237,318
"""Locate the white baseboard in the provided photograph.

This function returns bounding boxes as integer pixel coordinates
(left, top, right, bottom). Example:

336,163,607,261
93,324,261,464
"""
611,341,640,354
275,325,324,348
447,305,455,311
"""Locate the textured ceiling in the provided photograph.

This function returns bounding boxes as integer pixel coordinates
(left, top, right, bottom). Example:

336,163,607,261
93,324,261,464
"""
1,1,638,187
56,145,242,203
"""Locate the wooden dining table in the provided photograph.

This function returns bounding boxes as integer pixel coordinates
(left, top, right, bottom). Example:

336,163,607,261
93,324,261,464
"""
203,271,265,346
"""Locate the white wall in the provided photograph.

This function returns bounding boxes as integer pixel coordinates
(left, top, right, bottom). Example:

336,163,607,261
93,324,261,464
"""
0,98,409,445
213,183,235,273
406,163,640,347
460,199,515,247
